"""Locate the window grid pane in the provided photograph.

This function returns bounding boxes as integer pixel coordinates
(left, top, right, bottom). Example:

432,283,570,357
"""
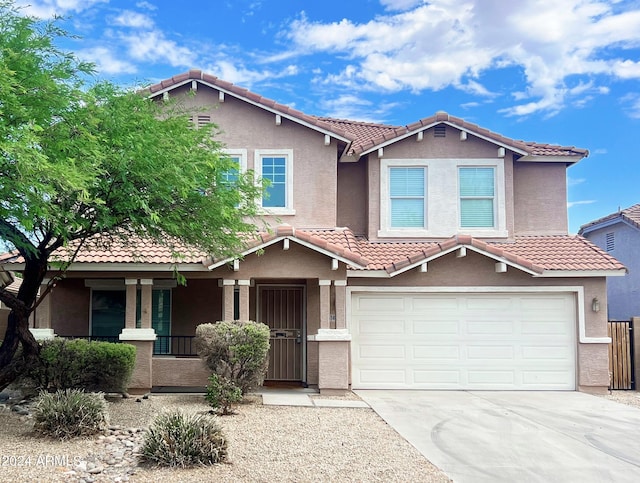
459,167,495,228
222,156,240,184
262,156,286,207
389,167,426,228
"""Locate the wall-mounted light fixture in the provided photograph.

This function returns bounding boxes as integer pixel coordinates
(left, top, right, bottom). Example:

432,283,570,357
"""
591,297,600,313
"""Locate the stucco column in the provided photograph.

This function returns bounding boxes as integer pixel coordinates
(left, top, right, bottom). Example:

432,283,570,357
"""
119,328,156,394
319,280,331,329
139,279,153,329
238,280,250,321
222,279,235,320
334,280,347,330
31,279,55,340
125,278,138,329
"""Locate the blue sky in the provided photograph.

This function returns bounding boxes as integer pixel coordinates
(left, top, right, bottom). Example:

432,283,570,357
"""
17,0,640,233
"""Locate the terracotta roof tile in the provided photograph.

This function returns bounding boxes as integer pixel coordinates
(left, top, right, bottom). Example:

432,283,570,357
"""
579,203,640,233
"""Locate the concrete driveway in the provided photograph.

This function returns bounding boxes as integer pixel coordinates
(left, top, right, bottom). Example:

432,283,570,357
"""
355,390,640,483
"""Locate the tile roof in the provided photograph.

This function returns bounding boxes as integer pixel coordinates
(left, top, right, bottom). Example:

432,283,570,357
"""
579,203,640,234
147,71,588,162
0,229,624,276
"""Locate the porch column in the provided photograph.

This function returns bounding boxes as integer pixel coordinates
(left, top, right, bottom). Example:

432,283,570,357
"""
222,279,235,320
125,278,138,329
31,279,55,340
319,279,331,329
238,280,250,321
334,280,347,330
314,279,350,394
139,279,153,329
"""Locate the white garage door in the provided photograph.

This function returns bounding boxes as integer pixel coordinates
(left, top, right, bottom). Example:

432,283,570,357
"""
351,292,576,390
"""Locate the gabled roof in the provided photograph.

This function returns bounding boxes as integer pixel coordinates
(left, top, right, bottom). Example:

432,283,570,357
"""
147,71,588,164
579,203,640,235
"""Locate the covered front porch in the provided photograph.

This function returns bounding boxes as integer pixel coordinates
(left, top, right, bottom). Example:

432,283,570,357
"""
32,231,361,393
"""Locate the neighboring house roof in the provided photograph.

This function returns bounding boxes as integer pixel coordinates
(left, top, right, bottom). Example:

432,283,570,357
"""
146,70,588,164
579,203,640,235
4,227,620,278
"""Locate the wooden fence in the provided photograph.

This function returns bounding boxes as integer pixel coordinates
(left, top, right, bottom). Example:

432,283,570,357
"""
608,320,634,390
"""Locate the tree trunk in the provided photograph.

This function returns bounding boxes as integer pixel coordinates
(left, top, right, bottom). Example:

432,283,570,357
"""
0,254,48,391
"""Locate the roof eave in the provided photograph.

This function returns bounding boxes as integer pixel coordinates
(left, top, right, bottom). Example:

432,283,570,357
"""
536,268,628,278
517,154,585,165
149,78,354,145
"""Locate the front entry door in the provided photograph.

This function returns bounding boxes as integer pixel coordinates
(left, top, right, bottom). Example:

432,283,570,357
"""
257,286,304,381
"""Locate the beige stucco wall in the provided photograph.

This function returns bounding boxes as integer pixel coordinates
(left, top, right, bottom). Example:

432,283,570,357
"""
513,162,569,235
47,278,90,336
172,85,338,229
337,160,368,236
152,357,210,387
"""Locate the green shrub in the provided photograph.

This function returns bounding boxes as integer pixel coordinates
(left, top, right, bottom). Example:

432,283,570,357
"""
28,338,136,393
195,320,270,395
32,389,108,440
141,410,228,467
205,374,242,415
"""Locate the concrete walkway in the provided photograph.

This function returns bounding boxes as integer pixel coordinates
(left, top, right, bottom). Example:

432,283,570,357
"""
356,390,640,483
258,388,369,408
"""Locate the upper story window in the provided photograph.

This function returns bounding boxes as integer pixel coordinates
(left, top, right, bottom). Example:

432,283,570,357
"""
379,158,506,238
389,167,426,228
255,149,294,215
459,167,495,228
222,149,247,184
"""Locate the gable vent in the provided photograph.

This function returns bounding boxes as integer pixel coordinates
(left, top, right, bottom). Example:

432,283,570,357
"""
606,232,615,252
434,125,446,137
197,115,211,128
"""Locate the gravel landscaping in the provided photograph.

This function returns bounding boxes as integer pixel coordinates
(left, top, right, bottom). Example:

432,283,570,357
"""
0,392,450,482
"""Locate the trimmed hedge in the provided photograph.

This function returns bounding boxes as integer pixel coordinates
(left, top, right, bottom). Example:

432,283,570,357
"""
29,338,136,393
195,320,270,395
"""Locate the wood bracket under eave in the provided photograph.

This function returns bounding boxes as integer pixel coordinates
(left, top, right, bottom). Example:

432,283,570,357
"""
460,131,468,141
497,147,506,158
218,91,225,102
163,92,169,101
331,259,339,270
495,262,507,273
324,134,331,146
275,114,282,125
233,259,239,272
191,80,198,92
419,262,427,273
417,131,424,142
456,247,467,258
283,238,290,250
377,148,384,158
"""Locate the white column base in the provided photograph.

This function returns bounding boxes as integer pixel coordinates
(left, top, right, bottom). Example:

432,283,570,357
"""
119,328,157,341
307,328,351,341
30,328,56,341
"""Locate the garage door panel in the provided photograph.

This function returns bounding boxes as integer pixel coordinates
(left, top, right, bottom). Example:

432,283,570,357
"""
358,345,405,359
467,345,514,359
351,292,576,390
356,296,405,312
413,319,460,334
413,346,460,360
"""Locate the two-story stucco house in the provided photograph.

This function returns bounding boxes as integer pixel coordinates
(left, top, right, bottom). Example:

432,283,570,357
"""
3,70,626,394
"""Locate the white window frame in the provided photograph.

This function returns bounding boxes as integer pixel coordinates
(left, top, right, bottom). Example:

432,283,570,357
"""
222,148,248,177
255,149,295,215
387,165,428,230
458,165,497,230
379,158,506,238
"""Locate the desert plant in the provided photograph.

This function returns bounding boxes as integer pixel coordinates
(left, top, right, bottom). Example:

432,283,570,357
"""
195,320,270,394
27,338,136,393
140,410,228,467
205,374,242,415
32,389,108,440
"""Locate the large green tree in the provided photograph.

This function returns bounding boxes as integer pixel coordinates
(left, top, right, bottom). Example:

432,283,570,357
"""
0,1,263,389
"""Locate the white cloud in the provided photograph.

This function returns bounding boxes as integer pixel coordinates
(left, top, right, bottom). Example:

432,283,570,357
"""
15,0,106,18
620,93,640,118
567,177,586,187
319,94,398,123
285,0,640,117
112,11,154,29
77,46,137,75
119,30,196,67
567,200,597,208
202,60,298,86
